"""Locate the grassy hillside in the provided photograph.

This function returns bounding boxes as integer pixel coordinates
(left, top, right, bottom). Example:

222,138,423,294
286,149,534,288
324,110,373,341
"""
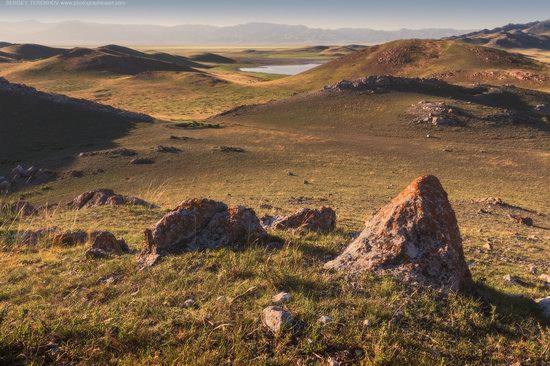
278,39,550,91
0,86,144,168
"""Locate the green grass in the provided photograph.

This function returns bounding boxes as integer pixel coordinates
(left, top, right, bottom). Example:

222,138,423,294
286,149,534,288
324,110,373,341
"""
0,217,548,365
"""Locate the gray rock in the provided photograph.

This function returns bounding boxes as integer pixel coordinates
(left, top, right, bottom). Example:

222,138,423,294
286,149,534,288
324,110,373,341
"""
261,306,294,333
183,299,197,308
318,315,332,325
272,292,291,305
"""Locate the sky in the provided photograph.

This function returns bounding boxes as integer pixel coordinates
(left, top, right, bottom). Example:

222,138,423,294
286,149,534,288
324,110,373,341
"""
0,0,548,30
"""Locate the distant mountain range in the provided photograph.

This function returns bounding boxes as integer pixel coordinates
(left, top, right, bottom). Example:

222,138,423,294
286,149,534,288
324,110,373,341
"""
0,21,472,45
451,19,550,50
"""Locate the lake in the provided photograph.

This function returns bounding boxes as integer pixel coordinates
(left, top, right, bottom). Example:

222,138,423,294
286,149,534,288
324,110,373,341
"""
239,63,321,75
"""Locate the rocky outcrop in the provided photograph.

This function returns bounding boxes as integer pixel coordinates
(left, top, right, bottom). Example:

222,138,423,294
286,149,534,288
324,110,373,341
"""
85,231,129,258
155,145,181,153
325,175,472,291
262,207,337,233
0,165,56,193
407,101,460,126
324,75,446,92
0,77,153,122
139,198,266,265
67,189,154,209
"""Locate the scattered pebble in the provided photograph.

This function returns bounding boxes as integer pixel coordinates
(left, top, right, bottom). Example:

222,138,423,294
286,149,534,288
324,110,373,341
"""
318,315,332,325
183,299,197,308
272,292,291,305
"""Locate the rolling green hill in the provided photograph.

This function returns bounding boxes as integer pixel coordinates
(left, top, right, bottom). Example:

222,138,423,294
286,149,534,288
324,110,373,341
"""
278,39,550,90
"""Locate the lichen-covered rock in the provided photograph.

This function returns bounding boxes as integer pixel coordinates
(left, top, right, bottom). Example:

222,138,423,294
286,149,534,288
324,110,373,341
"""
85,231,129,258
140,198,266,264
325,175,472,291
67,189,154,209
264,207,337,233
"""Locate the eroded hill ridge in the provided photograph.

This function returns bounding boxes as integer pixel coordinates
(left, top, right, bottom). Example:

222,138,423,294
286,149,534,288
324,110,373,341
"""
0,77,152,121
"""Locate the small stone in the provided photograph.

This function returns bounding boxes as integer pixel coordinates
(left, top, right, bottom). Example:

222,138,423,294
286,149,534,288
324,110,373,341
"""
539,274,550,285
303,180,310,185
287,171,295,176
183,299,197,308
483,242,493,251
261,306,294,333
363,319,372,327
318,315,332,325
503,274,524,285
130,158,154,165
529,265,537,274
508,214,534,227
327,356,340,366
272,292,291,305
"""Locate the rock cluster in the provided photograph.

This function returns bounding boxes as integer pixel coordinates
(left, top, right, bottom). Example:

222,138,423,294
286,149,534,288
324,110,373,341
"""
155,145,181,153
78,147,137,158
407,101,460,126
262,207,337,233
214,146,246,153
325,75,446,92
0,77,152,122
67,188,154,209
0,165,55,193
140,198,266,265
325,175,472,292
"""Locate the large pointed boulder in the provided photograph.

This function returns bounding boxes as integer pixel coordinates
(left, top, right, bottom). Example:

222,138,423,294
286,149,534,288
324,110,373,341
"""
324,175,472,291
139,198,267,265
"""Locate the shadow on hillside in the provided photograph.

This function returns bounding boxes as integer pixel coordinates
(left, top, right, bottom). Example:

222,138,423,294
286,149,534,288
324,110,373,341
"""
473,282,549,325
0,89,145,176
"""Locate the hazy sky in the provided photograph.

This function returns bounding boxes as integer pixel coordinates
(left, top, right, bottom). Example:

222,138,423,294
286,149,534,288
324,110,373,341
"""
0,0,548,29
